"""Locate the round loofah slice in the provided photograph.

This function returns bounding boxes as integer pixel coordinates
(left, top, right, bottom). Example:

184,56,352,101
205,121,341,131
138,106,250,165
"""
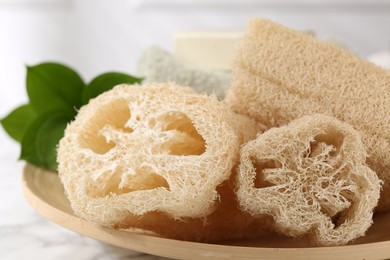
237,114,382,246
57,83,260,239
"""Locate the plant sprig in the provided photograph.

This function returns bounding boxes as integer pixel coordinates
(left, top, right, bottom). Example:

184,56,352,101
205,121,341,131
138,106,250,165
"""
1,62,142,171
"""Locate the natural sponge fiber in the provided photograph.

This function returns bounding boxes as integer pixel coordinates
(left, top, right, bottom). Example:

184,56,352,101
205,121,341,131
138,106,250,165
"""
237,114,382,246
136,46,231,99
58,83,262,241
226,18,390,211
113,170,273,242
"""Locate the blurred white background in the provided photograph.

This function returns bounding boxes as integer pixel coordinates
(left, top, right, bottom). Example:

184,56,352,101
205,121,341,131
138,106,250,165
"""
1,0,390,119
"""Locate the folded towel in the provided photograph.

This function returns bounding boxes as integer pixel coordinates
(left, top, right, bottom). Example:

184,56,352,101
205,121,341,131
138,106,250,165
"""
137,46,231,99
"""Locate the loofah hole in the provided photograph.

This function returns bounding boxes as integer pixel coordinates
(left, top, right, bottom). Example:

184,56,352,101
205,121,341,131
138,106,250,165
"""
309,129,344,158
92,166,170,198
124,166,170,192
148,118,156,128
319,193,351,229
330,211,344,228
320,207,349,229
252,159,281,188
79,99,133,154
155,111,206,156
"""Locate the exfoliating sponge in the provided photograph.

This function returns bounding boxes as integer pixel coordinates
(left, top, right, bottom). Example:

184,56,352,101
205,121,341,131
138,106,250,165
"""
237,114,382,246
136,46,231,99
226,18,390,211
57,83,263,241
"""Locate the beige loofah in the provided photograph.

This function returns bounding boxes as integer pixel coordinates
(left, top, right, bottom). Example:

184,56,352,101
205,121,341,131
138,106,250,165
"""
136,46,231,99
114,170,273,242
58,83,264,241
226,18,390,211
237,114,382,246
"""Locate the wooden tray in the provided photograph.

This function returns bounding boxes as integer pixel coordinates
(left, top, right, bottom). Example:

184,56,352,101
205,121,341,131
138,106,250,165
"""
22,164,390,260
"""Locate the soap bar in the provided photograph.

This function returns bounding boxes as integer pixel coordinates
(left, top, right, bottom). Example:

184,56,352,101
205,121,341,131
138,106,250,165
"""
368,51,390,69
174,30,242,70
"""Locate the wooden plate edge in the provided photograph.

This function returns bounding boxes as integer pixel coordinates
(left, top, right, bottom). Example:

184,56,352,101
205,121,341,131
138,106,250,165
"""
21,164,390,260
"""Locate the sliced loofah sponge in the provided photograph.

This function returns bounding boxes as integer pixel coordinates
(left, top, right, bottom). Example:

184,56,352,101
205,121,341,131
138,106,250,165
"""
113,169,273,242
237,114,382,246
57,83,263,241
136,46,231,99
226,18,390,212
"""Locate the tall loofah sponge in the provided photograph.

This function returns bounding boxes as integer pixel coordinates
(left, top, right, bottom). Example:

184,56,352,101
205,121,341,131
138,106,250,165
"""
226,18,390,211
237,114,382,246
57,83,262,241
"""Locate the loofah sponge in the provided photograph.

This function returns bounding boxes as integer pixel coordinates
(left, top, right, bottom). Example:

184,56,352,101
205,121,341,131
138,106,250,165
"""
136,46,231,99
113,169,273,242
237,114,382,246
57,83,263,241
226,18,390,211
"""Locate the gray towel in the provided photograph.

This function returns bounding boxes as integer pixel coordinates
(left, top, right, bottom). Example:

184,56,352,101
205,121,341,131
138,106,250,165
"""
136,46,231,99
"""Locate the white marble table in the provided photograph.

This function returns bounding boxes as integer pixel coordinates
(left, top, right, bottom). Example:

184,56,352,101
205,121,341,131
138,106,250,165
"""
0,129,168,260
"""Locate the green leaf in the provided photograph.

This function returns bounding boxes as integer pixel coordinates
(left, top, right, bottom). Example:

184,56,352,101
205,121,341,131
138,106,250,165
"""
20,111,73,170
1,104,37,142
82,72,142,104
27,62,85,114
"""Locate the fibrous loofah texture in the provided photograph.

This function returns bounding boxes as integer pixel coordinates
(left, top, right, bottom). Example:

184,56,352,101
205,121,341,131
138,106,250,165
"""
58,83,262,241
113,169,273,242
136,46,231,99
226,18,390,211
237,114,382,246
